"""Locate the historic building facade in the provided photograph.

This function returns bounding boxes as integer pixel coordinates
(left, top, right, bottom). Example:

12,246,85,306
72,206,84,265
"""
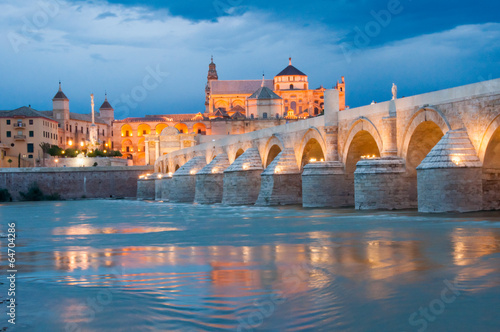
1,57,344,167
205,57,346,118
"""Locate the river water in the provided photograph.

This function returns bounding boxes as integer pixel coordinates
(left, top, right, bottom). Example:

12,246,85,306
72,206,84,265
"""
1,200,500,331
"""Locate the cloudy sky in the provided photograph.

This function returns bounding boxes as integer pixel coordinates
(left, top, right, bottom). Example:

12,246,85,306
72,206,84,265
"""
1,0,499,119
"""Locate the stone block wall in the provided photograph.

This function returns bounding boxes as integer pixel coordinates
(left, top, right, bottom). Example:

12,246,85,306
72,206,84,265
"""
417,167,483,213
170,175,197,203
155,177,172,201
195,173,224,204
0,166,153,201
256,148,302,206
194,153,230,204
222,170,262,205
355,158,415,210
137,178,156,200
256,173,302,206
302,161,354,208
482,169,500,211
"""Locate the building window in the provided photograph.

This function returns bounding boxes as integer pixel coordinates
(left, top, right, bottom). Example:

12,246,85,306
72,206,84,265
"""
125,130,130,136
81,127,83,133
75,126,78,133
251,114,254,119
6,131,11,137
6,120,11,125
126,146,130,152
263,112,268,119
69,125,72,132
87,128,89,134
29,131,34,137
27,143,34,153
66,124,68,131
28,155,33,159
290,84,294,90
143,130,146,135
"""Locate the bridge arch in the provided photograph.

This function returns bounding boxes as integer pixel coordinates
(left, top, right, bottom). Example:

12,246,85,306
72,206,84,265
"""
298,128,326,169
480,114,500,210
478,113,500,162
342,118,383,167
400,107,451,160
262,136,285,168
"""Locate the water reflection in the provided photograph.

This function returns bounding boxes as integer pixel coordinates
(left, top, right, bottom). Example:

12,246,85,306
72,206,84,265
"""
5,201,500,331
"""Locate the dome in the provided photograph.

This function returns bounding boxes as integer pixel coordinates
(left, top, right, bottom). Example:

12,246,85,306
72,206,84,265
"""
160,126,180,136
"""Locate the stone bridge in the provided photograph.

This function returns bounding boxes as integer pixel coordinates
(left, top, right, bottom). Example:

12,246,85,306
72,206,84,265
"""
144,78,500,212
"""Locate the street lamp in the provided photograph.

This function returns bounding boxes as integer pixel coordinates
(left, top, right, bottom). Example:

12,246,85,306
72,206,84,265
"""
68,140,73,146
55,159,59,167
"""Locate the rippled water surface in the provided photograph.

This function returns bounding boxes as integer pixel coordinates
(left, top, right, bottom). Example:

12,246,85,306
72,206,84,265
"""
1,200,500,331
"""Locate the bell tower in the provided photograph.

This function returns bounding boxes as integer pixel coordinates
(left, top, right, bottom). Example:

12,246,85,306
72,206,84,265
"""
205,56,218,113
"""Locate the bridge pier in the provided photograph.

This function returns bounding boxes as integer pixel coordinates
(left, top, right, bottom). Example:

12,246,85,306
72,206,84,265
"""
302,161,354,208
256,148,301,206
137,175,156,200
355,158,415,210
170,156,207,203
222,148,263,205
195,153,230,204
417,129,483,213
155,176,172,201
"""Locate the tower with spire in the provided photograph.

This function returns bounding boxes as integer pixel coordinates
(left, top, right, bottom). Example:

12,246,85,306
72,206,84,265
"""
52,81,70,122
99,92,114,126
205,56,219,113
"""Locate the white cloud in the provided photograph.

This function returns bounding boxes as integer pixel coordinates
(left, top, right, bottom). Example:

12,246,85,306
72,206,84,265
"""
0,0,498,115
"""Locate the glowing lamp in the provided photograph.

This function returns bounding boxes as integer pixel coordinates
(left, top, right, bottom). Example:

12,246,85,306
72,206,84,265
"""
68,140,73,146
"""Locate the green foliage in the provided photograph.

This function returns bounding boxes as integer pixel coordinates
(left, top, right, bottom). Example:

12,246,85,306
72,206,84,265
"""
112,150,122,157
64,148,79,158
0,188,12,202
48,145,64,156
93,162,98,167
19,182,62,201
39,142,51,153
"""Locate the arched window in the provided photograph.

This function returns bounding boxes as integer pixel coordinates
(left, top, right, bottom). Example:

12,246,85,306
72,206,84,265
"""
276,84,280,90
291,101,297,111
290,84,294,90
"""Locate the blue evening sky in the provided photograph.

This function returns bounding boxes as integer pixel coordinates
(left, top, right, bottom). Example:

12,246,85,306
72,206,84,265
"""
0,0,499,118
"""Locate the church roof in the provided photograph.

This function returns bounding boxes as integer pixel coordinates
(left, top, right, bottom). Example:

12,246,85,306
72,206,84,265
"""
53,82,69,100
231,111,246,120
99,99,113,110
69,112,108,125
0,106,56,121
248,86,282,100
210,80,274,95
276,65,306,77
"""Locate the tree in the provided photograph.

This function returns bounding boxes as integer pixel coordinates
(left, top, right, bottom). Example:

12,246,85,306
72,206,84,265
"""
7,159,12,168
39,142,51,167
18,153,21,168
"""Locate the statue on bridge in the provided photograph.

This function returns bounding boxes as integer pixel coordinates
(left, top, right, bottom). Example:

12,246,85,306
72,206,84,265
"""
392,83,397,100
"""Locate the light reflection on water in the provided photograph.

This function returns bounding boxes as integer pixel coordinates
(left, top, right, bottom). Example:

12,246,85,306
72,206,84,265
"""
1,200,500,331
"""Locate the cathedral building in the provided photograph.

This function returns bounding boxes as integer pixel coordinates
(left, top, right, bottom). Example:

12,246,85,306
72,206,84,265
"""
205,57,346,119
